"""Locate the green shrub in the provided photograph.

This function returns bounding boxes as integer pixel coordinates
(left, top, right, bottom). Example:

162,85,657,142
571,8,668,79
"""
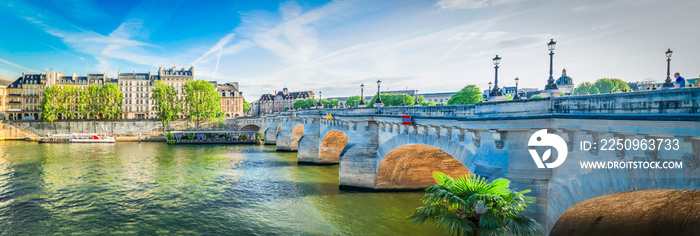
165,132,175,144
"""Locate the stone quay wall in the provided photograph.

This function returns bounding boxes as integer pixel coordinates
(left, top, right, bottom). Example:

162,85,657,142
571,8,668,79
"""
3,119,238,138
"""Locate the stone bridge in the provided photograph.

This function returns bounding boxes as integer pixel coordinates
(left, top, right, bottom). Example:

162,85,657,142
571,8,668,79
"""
235,88,700,234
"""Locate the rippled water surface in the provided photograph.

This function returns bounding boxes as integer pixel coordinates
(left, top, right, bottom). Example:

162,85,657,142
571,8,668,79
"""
0,141,442,235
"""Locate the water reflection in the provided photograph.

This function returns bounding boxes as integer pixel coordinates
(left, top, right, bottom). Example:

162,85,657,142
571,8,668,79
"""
0,141,442,235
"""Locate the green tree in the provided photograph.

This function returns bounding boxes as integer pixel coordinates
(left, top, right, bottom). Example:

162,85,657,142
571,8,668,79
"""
448,85,483,105
183,80,223,128
57,86,71,120
328,99,340,108
366,94,414,107
594,78,629,93
151,80,179,133
75,89,88,119
530,94,543,99
293,99,307,110
305,97,318,108
409,172,543,236
574,82,599,95
243,100,251,113
41,85,60,133
101,83,123,120
345,95,363,108
505,94,513,100
87,84,101,119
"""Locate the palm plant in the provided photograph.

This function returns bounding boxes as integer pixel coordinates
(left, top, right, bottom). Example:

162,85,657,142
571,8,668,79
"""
409,171,543,236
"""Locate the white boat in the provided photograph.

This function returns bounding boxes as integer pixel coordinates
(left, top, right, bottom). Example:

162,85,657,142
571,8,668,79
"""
39,134,115,143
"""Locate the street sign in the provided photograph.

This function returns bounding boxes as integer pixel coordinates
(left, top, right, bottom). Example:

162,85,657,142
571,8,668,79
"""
401,115,411,125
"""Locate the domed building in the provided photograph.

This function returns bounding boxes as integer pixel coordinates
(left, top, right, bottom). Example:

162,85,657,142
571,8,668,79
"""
556,68,574,94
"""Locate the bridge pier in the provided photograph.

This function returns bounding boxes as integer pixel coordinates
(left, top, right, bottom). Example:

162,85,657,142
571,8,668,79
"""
276,119,294,151
338,121,379,189
298,118,321,163
263,123,278,145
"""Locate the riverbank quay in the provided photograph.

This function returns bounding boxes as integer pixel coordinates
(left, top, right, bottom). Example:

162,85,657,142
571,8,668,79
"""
1,119,237,140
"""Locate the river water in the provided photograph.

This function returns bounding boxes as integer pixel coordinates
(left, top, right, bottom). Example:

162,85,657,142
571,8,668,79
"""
0,141,442,235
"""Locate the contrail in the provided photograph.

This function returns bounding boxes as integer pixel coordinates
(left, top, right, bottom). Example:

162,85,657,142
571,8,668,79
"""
0,57,41,73
213,47,222,78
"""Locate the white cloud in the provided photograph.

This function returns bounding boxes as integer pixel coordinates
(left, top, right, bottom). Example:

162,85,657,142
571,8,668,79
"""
436,0,520,10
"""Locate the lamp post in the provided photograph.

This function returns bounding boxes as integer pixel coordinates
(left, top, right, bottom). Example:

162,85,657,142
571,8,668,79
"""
489,55,503,97
359,83,365,107
488,81,492,95
374,80,383,107
545,39,558,90
513,77,521,100
318,91,323,107
662,48,674,88
402,92,406,106
414,89,419,106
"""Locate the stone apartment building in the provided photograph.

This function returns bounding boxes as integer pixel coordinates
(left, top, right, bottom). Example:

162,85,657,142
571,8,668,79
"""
212,81,244,118
0,78,13,120
118,71,152,119
5,71,53,120
254,88,313,116
2,66,207,121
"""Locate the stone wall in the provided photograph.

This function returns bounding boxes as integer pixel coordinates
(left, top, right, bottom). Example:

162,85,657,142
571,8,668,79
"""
552,87,700,114
5,119,237,138
1,121,40,140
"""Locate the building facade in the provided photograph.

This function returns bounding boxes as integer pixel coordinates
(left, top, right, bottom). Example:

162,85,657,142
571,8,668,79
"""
211,81,244,118
555,68,574,94
5,72,53,120
2,66,247,121
0,78,12,120
255,88,313,116
118,71,152,119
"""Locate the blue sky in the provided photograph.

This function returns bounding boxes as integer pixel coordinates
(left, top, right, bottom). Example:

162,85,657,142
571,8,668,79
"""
0,0,698,101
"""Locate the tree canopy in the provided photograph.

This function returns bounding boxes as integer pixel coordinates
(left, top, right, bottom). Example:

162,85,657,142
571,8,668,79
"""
321,99,339,108
574,78,630,95
151,80,180,131
41,83,122,121
367,94,415,107
243,100,251,113
41,85,60,123
183,80,223,127
594,78,629,93
345,95,363,108
574,82,599,95
447,85,483,105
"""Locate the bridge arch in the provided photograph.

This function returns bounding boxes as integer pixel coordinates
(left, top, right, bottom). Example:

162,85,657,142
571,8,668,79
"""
291,124,304,150
375,144,471,189
241,124,260,131
319,130,349,163
551,189,700,236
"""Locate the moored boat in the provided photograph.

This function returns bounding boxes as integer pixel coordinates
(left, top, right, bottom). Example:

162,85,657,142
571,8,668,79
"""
39,134,116,143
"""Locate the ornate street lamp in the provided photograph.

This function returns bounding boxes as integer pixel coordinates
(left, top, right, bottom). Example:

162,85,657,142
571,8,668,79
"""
374,80,383,107
662,48,674,88
545,39,559,90
488,81,492,93
318,91,323,107
513,77,521,100
359,83,365,106
489,55,503,97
